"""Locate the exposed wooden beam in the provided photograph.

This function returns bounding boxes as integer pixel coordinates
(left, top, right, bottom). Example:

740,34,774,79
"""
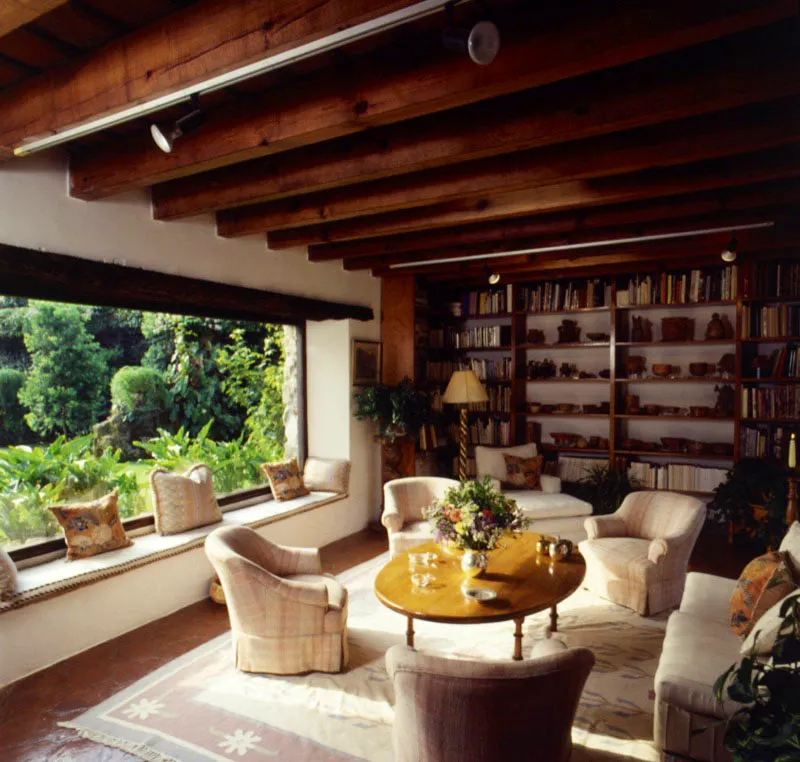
0,1,69,38
266,144,800,248
68,0,796,199
0,245,374,323
152,42,800,220
0,0,425,155
309,180,800,263
343,207,795,271
217,98,800,237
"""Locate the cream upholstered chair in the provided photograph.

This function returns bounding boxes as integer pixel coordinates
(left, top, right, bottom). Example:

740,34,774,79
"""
205,526,348,675
381,476,460,556
579,491,706,616
386,639,595,762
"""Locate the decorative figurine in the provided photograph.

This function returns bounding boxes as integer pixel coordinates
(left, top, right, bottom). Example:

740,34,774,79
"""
526,328,546,344
631,316,653,342
714,384,735,418
556,319,581,344
705,313,725,340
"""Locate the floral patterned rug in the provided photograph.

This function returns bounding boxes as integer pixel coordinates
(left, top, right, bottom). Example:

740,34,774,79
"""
62,554,668,761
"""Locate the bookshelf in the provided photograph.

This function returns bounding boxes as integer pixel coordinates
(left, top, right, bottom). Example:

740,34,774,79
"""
384,257,800,486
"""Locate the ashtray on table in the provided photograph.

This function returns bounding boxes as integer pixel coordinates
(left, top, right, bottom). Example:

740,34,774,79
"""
462,586,498,603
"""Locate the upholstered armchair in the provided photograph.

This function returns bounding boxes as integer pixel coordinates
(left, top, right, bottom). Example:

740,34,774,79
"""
579,491,706,616
205,526,348,675
386,639,595,762
382,477,460,556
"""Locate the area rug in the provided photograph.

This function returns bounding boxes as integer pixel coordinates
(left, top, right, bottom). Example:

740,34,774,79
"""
61,553,669,761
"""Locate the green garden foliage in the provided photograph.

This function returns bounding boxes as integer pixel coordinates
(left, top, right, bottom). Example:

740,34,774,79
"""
18,302,111,438
0,368,30,445
111,366,168,422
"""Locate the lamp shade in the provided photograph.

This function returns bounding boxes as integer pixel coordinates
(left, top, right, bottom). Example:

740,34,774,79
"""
442,369,489,405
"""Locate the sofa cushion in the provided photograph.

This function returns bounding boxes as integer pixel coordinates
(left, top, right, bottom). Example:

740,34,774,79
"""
655,610,740,720
262,458,310,502
513,491,592,521
740,590,799,656
286,573,347,611
502,454,543,490
49,491,132,560
779,521,800,580
579,536,652,578
679,572,737,628
730,551,796,637
475,443,537,483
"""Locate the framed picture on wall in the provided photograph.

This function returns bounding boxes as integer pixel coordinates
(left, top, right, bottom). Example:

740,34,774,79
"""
352,340,381,385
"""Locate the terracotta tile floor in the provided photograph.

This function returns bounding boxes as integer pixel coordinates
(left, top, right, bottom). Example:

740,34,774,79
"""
0,525,746,761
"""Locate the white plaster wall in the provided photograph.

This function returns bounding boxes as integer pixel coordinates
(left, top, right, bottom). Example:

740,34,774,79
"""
0,152,383,685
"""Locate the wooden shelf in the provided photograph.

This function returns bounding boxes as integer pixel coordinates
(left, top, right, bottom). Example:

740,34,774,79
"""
741,378,800,384
526,378,609,383
521,342,610,349
741,296,800,303
615,300,735,311
514,306,610,316
441,313,513,323
741,418,800,424
616,449,734,461
616,415,734,421
740,337,800,343
428,345,513,353
526,413,608,419
616,377,729,383
540,444,609,455
617,339,735,347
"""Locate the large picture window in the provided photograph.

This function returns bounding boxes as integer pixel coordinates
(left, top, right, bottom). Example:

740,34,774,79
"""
0,296,299,554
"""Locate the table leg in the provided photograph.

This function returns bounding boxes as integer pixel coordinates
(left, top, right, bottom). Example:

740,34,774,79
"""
513,617,524,661
550,605,558,633
406,616,415,648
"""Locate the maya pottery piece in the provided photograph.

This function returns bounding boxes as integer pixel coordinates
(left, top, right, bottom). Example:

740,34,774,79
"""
527,328,546,344
689,362,709,377
557,319,581,344
461,550,488,578
661,316,693,342
705,313,725,340
651,363,672,378
631,315,653,342
717,353,736,377
714,384,735,418
625,355,646,377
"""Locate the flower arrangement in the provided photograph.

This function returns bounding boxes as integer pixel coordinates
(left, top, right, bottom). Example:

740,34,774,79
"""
423,477,529,551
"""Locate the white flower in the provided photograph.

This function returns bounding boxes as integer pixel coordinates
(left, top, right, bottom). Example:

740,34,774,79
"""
123,698,165,720
218,729,262,757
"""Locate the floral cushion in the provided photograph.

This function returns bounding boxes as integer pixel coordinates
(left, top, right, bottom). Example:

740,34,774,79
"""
730,551,797,637
0,546,17,600
302,458,351,494
49,491,132,560
502,454,543,490
150,464,222,536
262,459,310,501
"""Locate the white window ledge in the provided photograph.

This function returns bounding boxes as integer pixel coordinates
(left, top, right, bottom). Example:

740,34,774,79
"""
1,491,344,614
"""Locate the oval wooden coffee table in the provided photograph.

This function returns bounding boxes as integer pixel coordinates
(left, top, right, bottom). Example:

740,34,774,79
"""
374,533,585,660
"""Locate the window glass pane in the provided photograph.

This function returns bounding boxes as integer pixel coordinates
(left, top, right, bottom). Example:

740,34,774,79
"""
0,297,296,552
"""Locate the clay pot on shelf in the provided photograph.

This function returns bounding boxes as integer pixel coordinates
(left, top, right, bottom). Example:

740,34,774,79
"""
598,369,611,379
625,356,646,377
688,441,707,455
631,316,653,342
551,432,575,446
661,437,687,452
528,402,543,414
527,329,546,344
557,319,581,344
714,384,735,418
574,436,589,449
559,362,578,378
644,404,661,416
711,442,734,455
661,317,693,342
689,362,709,377
717,354,736,377
597,437,609,449
652,363,672,378
625,394,640,413
690,406,711,418
661,406,679,415
586,332,609,342
705,313,725,340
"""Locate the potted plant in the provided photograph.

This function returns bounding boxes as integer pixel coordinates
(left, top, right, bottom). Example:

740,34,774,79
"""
563,465,639,516
353,377,430,443
423,477,529,576
712,590,800,760
708,457,788,550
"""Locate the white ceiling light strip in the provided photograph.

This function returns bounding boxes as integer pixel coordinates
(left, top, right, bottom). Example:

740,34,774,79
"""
389,220,776,269
14,0,461,157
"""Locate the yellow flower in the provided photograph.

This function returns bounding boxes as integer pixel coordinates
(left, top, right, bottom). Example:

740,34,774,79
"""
454,522,465,535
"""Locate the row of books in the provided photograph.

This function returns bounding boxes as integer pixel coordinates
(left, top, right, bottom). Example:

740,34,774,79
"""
741,305,800,339
449,419,512,446
418,424,446,451
749,344,800,379
741,386,800,420
459,288,511,316
616,266,738,307
627,462,728,494
740,424,799,459
556,456,608,483
466,386,512,414
742,260,800,299
442,325,512,349
466,357,514,382
516,279,610,313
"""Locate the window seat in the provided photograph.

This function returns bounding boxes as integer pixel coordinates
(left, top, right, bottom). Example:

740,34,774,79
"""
1,491,344,614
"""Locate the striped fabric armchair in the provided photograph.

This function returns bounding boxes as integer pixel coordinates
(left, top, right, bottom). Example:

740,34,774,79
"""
381,477,460,557
205,526,348,675
579,491,706,616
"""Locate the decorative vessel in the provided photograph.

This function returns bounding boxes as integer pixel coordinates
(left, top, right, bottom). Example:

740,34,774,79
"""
461,550,488,578
661,317,692,342
689,362,709,377
690,406,710,418
548,538,574,561
705,313,725,340
535,537,552,556
652,363,672,377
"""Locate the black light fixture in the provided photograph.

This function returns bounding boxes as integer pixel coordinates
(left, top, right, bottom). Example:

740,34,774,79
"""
442,20,501,65
721,234,738,263
150,96,205,154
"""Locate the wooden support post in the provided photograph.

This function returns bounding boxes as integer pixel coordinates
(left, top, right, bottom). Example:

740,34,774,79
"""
513,617,524,661
406,616,415,648
787,472,798,527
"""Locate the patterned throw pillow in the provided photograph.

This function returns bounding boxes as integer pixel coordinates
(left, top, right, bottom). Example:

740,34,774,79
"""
49,491,132,560
502,454,544,490
150,464,222,536
302,458,351,494
730,551,797,637
0,546,17,601
262,459,310,501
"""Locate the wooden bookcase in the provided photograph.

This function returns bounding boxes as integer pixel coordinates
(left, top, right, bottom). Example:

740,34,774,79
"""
382,258,800,495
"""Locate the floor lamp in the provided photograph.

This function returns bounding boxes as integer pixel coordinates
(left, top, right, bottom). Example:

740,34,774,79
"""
442,369,489,481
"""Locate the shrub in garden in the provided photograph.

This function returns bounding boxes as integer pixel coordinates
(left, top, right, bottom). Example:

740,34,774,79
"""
19,302,111,438
0,368,30,445
111,366,168,423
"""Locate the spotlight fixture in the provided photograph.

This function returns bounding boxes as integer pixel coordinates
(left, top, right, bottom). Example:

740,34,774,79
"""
442,20,501,65
721,234,738,263
485,266,501,285
150,97,205,153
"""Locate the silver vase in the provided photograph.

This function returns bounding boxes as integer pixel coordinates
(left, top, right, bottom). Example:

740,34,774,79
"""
461,550,488,578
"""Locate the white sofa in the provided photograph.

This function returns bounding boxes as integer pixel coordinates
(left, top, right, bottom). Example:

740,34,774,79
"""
475,444,592,543
654,522,800,762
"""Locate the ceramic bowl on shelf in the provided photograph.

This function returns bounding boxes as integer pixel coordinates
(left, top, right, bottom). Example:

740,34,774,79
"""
551,432,575,446
644,404,661,416
690,406,711,418
711,442,734,455
598,369,611,379
528,403,543,414
652,363,672,377
586,332,609,342
661,437,687,452
583,404,601,414
661,406,679,415
688,441,707,454
541,404,555,414
689,362,709,377
625,356,647,377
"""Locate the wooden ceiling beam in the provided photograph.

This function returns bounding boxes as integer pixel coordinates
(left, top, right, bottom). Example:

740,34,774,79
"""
343,206,797,271
0,0,425,156
265,144,800,248
68,0,795,199
153,41,800,221
308,179,800,263
217,98,800,237
0,1,69,39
